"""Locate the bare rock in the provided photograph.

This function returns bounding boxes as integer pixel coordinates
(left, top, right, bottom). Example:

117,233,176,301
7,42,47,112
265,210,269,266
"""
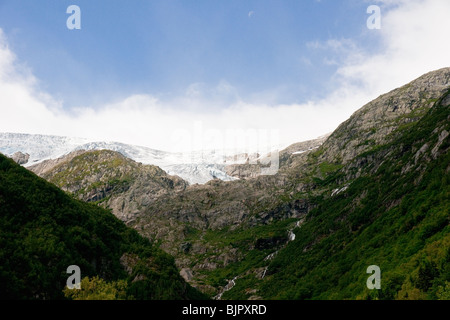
180,268,194,281
10,151,30,165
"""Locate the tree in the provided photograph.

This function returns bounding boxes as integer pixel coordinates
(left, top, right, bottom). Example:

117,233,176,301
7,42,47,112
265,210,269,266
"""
63,276,128,300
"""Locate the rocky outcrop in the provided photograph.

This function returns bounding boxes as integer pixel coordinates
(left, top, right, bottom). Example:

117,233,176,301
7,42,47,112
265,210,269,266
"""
28,150,85,176
319,67,450,165
224,135,329,179
29,149,188,221
9,151,30,165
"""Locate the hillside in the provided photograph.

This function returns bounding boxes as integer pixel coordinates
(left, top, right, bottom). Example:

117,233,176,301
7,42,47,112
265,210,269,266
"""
0,153,206,300
29,149,188,222
224,134,329,180
127,68,450,299
256,84,450,300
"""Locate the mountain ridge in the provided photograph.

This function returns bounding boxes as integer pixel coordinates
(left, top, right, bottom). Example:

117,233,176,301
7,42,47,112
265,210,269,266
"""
29,149,188,221
0,133,327,185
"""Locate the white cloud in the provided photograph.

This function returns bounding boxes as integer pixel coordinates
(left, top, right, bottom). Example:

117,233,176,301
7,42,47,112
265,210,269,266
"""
338,0,450,94
0,0,449,155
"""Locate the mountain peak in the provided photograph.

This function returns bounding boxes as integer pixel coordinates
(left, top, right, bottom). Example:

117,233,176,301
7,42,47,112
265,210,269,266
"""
320,67,450,164
29,149,188,221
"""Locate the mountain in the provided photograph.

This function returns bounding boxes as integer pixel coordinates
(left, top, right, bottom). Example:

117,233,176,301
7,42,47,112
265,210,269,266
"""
126,67,449,299
73,141,240,184
0,153,206,300
0,132,90,164
29,149,188,222
258,68,450,300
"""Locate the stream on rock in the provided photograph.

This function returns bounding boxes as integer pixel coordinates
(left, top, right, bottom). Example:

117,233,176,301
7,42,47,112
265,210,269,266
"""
214,276,238,300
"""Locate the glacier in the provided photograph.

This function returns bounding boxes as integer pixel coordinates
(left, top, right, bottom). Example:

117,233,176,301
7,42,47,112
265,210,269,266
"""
0,132,241,184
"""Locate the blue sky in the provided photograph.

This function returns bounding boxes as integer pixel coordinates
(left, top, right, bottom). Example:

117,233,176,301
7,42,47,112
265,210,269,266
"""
0,0,449,152
0,0,377,107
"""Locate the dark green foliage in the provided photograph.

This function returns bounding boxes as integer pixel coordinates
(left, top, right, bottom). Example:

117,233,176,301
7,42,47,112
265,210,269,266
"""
258,100,450,299
416,259,439,291
0,154,206,300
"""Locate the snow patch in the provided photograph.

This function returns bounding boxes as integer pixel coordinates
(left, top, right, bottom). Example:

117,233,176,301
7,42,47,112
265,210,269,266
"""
292,146,319,155
331,184,349,197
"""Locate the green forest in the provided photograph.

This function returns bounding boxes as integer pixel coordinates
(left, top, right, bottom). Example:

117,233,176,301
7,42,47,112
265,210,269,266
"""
0,154,206,300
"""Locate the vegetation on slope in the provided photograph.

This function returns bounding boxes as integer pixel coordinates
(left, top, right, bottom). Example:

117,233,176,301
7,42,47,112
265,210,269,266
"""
32,149,187,221
0,153,206,300
127,73,450,299
256,93,450,300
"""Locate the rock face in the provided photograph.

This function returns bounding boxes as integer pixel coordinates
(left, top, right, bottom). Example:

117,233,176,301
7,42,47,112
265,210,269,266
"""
9,151,30,165
28,150,86,176
29,149,188,221
180,268,194,281
224,135,329,180
319,68,450,165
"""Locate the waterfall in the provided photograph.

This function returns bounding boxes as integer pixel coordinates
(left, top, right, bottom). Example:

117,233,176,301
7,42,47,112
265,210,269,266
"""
215,219,302,299
261,266,268,279
288,230,296,241
214,276,239,300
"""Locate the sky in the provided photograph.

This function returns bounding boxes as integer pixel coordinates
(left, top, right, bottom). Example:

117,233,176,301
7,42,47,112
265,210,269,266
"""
0,0,449,153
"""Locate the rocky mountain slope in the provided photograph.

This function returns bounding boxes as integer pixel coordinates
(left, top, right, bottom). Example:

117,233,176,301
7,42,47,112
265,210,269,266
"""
126,67,449,298
224,134,329,180
258,87,449,300
29,149,188,221
25,138,325,226
319,68,450,165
